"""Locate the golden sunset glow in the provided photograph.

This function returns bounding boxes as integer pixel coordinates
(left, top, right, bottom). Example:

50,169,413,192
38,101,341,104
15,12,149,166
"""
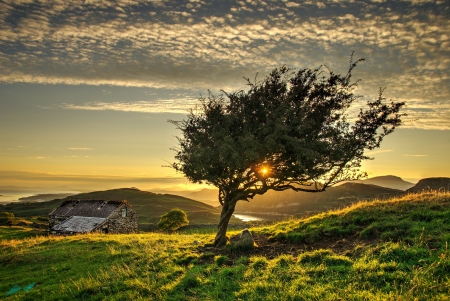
261,167,269,175
0,1,449,202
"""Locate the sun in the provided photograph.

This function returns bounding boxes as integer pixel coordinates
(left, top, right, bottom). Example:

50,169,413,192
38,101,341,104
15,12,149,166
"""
261,167,268,175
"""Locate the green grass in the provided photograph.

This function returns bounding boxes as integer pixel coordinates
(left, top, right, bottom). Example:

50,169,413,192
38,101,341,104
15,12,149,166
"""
0,215,48,240
0,226,47,240
262,191,450,248
1,191,449,300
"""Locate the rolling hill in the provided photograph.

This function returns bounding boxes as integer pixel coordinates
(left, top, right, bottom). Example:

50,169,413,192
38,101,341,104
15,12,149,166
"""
162,176,415,207
0,188,243,230
235,177,450,218
1,191,449,300
235,182,404,217
157,188,219,207
352,175,414,190
18,193,75,202
406,177,450,193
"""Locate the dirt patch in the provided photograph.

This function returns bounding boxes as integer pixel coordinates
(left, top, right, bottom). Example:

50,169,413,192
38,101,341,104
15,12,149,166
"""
196,233,380,264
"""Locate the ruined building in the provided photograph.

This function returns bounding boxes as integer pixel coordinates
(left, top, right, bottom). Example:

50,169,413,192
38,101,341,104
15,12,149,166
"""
49,200,138,234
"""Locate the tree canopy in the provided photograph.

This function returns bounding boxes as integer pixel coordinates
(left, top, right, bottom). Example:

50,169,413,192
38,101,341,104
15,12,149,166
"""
158,208,189,232
170,57,405,246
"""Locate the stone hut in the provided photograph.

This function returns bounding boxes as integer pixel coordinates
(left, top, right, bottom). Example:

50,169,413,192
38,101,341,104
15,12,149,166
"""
49,200,138,235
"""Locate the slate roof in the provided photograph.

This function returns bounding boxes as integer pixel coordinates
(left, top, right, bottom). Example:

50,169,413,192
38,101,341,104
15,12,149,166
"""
52,216,107,233
49,200,124,218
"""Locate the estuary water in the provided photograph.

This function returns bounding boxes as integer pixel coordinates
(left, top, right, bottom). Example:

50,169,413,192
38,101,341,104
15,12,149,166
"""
233,214,266,222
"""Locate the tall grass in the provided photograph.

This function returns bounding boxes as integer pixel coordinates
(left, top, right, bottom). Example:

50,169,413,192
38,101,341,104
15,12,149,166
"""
1,191,449,300
261,191,450,248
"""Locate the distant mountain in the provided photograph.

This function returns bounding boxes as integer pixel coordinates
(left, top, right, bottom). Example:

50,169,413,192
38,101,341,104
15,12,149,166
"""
164,176,414,207
0,188,243,230
235,182,403,217
164,188,219,207
353,175,414,191
406,177,450,193
18,193,75,203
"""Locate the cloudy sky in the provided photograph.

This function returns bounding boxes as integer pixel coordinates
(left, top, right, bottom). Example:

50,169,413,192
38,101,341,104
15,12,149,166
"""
1,0,449,199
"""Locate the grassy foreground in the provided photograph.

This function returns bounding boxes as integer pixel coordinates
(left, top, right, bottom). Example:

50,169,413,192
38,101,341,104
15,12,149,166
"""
1,191,449,300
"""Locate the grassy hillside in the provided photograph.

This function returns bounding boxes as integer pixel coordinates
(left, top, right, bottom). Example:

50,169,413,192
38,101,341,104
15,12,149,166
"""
0,198,66,218
407,177,450,193
158,188,220,207
235,182,403,216
262,191,450,247
1,191,449,300
0,188,243,230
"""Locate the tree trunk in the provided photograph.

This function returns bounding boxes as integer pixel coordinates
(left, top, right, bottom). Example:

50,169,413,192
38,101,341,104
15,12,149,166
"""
214,198,237,247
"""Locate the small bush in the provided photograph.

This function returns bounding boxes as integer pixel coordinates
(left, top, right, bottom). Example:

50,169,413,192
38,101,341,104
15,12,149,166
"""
157,208,189,232
0,212,14,226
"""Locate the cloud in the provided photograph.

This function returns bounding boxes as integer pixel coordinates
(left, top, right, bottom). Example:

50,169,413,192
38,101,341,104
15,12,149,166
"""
365,149,394,156
0,169,189,191
68,148,93,150
0,0,449,128
403,154,429,157
285,2,301,8
61,98,199,113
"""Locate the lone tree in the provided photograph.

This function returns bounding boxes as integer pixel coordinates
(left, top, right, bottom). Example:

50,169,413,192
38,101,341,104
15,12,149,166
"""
158,208,189,232
170,57,405,247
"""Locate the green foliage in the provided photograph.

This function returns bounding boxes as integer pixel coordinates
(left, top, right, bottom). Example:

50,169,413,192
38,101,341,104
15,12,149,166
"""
0,211,14,226
157,208,189,232
170,56,405,246
171,58,405,192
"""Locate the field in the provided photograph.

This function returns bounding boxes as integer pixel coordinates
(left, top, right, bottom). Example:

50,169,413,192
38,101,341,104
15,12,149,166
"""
1,191,449,300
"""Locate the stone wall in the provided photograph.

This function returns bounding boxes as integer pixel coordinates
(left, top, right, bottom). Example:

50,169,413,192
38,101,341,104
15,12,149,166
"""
104,203,138,234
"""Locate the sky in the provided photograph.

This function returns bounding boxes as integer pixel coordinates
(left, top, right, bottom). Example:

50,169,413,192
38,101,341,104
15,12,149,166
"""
0,0,449,201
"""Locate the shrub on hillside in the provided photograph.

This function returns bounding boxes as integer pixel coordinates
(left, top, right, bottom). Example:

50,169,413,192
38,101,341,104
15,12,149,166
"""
158,208,189,232
0,212,14,226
